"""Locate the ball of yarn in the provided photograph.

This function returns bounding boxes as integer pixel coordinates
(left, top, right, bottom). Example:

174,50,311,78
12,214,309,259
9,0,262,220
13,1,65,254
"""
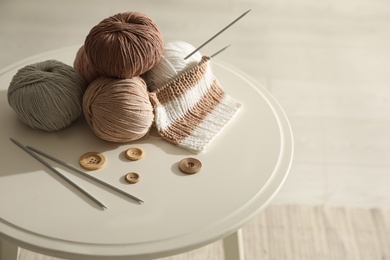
83,76,154,142
73,45,100,86
85,11,164,79
8,60,86,131
143,41,202,91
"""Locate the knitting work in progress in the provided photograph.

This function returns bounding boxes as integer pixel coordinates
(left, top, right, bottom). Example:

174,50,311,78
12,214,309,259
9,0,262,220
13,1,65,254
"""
7,10,245,153
149,56,242,153
143,41,203,92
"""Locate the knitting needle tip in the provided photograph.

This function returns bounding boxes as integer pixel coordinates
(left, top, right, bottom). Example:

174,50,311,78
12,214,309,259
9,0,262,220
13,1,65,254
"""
210,44,231,58
10,137,108,210
184,9,251,60
25,144,145,204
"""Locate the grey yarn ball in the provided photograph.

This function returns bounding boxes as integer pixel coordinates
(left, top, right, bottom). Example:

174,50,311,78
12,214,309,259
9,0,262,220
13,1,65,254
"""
8,60,86,131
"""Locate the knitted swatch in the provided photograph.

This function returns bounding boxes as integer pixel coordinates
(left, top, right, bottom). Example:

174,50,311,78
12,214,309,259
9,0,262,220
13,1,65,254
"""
149,56,242,153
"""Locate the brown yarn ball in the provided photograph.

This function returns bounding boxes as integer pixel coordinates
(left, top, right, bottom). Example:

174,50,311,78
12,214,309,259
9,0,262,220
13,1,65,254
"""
84,11,164,79
83,76,154,143
73,45,100,86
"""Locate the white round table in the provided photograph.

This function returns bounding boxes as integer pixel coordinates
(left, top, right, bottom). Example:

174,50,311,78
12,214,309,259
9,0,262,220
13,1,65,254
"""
0,46,293,260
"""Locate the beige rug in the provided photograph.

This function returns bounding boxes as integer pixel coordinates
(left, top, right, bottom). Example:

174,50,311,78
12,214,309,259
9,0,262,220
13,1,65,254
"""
18,205,390,260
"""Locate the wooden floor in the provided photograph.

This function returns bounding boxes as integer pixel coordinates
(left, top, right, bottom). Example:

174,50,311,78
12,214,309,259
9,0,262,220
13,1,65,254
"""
17,205,390,260
0,0,389,208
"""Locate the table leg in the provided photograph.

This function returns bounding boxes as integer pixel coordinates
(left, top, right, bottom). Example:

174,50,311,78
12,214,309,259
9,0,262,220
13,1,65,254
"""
0,238,19,260
223,229,245,260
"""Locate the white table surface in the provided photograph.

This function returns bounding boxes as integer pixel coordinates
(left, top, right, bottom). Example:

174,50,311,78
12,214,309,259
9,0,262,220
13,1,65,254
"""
0,46,293,260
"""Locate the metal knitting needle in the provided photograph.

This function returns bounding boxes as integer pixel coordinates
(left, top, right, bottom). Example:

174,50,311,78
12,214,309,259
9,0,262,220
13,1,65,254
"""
184,9,251,60
10,138,107,210
26,145,144,204
210,44,231,58
197,45,231,67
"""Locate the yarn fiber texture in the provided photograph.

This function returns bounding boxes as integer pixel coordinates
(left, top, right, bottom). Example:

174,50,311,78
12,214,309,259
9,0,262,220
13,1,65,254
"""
73,45,100,85
149,56,242,153
8,60,86,131
83,76,154,143
85,11,164,79
143,41,202,92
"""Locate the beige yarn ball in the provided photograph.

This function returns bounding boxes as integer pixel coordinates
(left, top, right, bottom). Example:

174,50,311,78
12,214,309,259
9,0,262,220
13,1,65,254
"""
83,76,154,142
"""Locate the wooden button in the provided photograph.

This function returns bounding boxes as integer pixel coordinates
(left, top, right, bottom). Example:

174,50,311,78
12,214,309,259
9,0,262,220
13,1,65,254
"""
79,152,106,170
125,147,144,161
125,172,140,184
178,158,202,174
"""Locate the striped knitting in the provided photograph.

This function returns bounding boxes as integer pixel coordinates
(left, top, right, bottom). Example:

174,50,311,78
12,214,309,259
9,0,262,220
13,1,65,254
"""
149,56,242,153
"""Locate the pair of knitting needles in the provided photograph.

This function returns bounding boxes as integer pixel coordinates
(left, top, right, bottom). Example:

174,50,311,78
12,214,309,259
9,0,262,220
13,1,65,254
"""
185,9,251,60
10,138,143,210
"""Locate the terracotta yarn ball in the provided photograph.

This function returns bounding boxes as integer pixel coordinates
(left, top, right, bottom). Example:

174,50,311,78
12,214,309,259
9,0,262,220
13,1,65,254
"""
85,11,164,79
73,45,100,86
83,76,154,142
